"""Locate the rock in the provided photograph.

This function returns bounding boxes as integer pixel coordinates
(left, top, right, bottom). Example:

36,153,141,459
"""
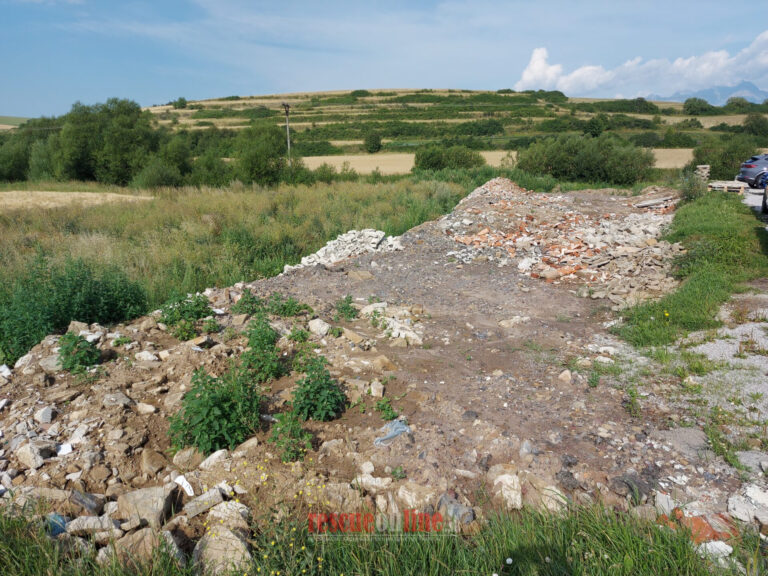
498,316,530,329
199,449,229,470
494,474,522,510
119,516,146,531
103,392,133,408
654,492,678,516
141,449,168,476
117,484,177,528
136,403,157,415
437,493,475,525
208,501,251,536
631,504,657,522
184,488,224,519
308,318,331,337
171,447,203,471
17,439,57,469
66,515,119,536
115,528,185,567
135,350,159,362
397,482,437,510
745,484,768,508
360,461,375,475
39,355,61,373
369,380,384,398
557,369,572,384
355,473,392,494
697,541,733,559
192,527,251,575
0,364,13,380
34,406,56,424
343,328,364,344
232,437,259,456
727,495,756,523
372,355,396,373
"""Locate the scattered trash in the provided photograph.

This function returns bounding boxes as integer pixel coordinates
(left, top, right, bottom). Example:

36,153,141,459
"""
46,513,68,537
56,443,73,456
374,418,412,447
174,474,195,497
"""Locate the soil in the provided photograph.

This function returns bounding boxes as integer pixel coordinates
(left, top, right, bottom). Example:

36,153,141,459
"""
0,179,754,529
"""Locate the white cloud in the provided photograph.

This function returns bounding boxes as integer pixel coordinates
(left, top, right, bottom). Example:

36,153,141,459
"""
515,30,768,96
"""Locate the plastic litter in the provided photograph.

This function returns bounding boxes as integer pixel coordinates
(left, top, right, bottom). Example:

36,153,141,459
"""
57,443,73,456
374,418,412,447
46,513,68,537
174,474,195,497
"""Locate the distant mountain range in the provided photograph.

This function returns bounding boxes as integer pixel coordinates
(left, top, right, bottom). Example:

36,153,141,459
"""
650,81,768,106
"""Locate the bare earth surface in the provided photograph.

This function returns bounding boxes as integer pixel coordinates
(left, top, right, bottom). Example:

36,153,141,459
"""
3,179,768,564
0,191,152,210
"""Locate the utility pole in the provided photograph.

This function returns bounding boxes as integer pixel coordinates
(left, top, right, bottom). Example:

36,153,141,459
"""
281,102,291,168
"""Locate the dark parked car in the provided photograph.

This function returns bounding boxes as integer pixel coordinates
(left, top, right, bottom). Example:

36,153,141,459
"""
736,153,768,187
757,171,768,213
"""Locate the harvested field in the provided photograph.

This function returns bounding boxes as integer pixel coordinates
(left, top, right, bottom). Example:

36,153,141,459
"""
652,148,693,169
0,191,151,210
302,153,414,174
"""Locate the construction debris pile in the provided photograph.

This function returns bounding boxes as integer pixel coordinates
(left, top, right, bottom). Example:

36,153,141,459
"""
443,178,684,309
283,229,403,274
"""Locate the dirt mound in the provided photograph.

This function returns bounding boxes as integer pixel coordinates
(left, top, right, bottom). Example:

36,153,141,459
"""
0,179,749,565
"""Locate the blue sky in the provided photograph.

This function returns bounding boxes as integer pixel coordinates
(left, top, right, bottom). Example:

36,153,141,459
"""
2,0,767,117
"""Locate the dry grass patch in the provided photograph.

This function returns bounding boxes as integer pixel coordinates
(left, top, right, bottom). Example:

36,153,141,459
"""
652,148,694,169
0,191,151,211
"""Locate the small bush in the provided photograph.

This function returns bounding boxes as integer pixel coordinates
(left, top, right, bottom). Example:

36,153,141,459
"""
169,366,262,454
58,332,100,373
334,295,358,321
364,131,382,153
241,318,282,383
231,290,265,316
374,397,398,420
292,356,346,421
269,410,313,462
0,257,147,365
517,133,654,185
414,146,486,171
688,135,759,180
131,157,183,189
160,294,211,327
266,293,312,317
289,327,309,343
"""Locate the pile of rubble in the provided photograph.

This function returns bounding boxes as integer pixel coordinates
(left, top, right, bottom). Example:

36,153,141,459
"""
444,178,684,309
283,229,403,273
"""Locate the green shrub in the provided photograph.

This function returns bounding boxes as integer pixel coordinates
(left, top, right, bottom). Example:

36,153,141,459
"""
413,146,486,171
0,257,147,365
688,135,758,180
292,356,346,421
169,366,262,454
269,410,313,462
334,295,358,321
170,97,187,110
131,157,182,189
289,327,309,343
231,290,265,315
187,150,233,187
58,332,100,373
374,397,398,420
266,293,312,317
241,318,282,383
160,294,211,327
364,131,382,153
517,133,654,185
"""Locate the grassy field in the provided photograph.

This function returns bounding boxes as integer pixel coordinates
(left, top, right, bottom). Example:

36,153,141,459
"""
618,188,768,346
0,115,28,129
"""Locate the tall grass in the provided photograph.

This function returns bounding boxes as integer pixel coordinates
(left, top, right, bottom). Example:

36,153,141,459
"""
0,504,746,576
617,191,768,346
0,179,465,362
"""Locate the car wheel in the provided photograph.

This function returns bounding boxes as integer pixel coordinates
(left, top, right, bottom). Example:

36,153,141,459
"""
763,187,768,214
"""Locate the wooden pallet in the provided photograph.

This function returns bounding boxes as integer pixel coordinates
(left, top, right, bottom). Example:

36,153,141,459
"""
707,181,750,194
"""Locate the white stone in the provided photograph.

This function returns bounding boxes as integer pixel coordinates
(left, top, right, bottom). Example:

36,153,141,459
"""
308,318,331,337
136,403,156,415
356,473,392,494
728,495,756,523
193,527,251,575
494,474,522,510
697,541,733,559
745,484,768,508
0,365,11,379
199,449,229,470
134,351,159,362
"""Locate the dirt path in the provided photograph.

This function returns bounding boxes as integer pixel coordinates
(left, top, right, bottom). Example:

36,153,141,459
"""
0,191,152,210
